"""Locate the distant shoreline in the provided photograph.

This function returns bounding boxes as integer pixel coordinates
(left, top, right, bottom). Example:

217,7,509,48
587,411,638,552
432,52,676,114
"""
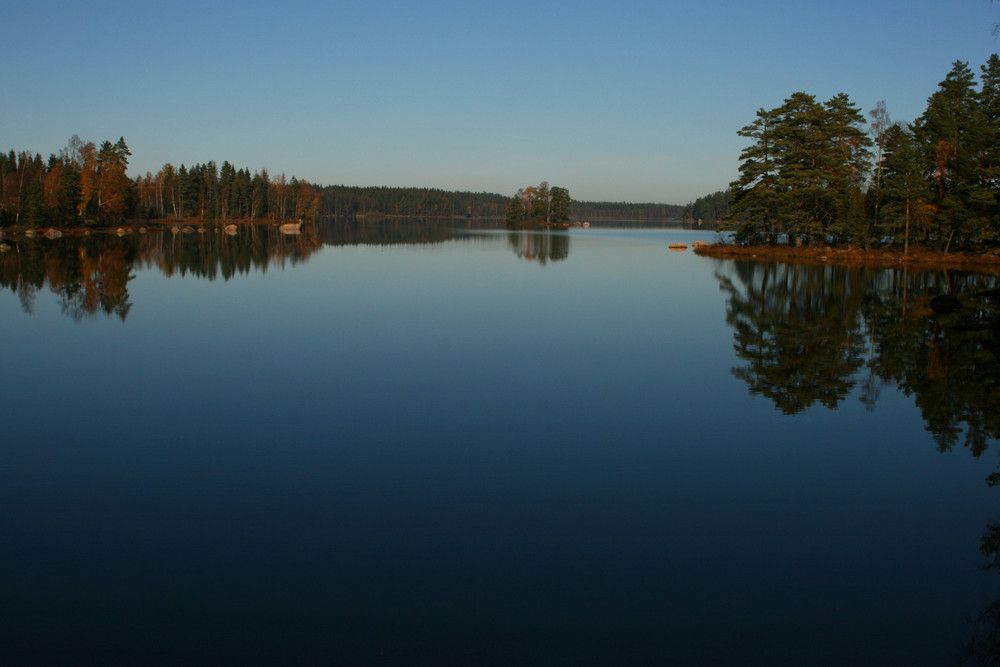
0,216,716,241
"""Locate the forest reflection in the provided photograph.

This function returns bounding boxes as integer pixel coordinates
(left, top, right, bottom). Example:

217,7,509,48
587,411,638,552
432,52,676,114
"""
0,218,502,321
717,260,1000,662
718,260,1000,451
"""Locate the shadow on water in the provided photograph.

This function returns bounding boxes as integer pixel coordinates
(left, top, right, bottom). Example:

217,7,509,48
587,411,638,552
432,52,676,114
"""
716,258,1000,663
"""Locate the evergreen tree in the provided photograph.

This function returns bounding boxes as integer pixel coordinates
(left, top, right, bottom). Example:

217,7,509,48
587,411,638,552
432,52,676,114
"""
822,93,872,244
912,60,990,250
550,186,571,223
56,160,81,222
880,123,929,254
504,196,524,224
771,92,832,244
727,92,871,247
728,107,781,244
978,54,1000,241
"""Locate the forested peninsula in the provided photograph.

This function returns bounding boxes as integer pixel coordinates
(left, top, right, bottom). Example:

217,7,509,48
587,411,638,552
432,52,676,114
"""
696,54,1000,263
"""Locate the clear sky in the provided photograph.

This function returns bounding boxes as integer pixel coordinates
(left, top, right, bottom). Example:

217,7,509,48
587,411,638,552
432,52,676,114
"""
3,1,999,205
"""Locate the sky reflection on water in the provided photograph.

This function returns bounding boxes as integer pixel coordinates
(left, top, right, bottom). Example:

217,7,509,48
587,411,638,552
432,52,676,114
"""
1,222,999,665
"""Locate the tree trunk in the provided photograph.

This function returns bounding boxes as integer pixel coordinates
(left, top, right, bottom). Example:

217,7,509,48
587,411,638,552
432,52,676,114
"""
15,156,25,225
904,199,910,257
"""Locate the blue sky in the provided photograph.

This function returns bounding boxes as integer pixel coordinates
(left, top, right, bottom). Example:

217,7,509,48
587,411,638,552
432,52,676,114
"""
3,0,998,204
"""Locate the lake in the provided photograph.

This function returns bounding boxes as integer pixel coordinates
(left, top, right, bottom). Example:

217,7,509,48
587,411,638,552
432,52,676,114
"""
2,220,999,665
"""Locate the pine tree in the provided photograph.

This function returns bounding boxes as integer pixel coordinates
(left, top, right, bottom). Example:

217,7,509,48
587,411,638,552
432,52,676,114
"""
550,186,571,223
504,196,524,224
822,93,872,245
912,60,989,251
727,92,870,247
978,54,1000,242
728,107,781,244
880,123,929,254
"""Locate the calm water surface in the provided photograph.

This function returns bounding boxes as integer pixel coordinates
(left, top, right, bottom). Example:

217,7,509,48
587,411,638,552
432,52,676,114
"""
2,221,999,665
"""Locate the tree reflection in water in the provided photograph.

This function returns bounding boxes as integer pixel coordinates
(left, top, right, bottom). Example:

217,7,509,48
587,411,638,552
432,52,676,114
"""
0,218,553,323
2,235,140,321
718,262,868,414
506,228,570,265
718,259,1000,664
0,222,326,321
718,260,1000,446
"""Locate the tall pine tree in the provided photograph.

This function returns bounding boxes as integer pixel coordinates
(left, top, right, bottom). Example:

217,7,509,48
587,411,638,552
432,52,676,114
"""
912,61,989,251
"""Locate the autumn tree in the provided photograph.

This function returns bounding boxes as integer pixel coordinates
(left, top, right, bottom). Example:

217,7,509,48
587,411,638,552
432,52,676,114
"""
96,137,132,222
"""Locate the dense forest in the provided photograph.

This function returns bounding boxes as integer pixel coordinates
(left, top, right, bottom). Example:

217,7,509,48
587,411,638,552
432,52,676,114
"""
0,136,326,227
683,190,731,223
721,54,1000,252
571,201,684,221
319,185,508,219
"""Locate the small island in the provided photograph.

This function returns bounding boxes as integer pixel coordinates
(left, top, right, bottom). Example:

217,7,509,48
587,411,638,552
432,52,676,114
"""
504,181,571,227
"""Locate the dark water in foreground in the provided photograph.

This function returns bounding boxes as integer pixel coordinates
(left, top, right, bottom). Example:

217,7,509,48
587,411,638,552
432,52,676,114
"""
2,220,1000,665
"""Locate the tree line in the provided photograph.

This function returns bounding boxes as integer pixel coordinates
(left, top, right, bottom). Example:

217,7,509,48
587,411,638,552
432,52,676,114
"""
319,185,509,219
683,190,731,223
0,132,697,229
723,55,1000,252
571,200,685,222
135,162,322,223
0,135,325,227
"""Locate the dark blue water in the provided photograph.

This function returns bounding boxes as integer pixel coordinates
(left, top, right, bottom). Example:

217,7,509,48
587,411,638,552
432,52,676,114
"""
1,222,998,665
